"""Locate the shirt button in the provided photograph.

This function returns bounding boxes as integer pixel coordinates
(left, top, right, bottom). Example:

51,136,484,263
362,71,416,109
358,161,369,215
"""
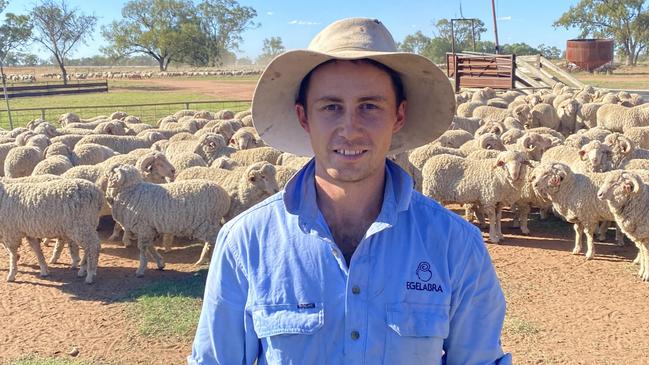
351,286,360,295
350,330,360,340
332,249,339,257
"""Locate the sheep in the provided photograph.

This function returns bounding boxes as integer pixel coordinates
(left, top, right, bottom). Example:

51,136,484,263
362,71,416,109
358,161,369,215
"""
597,171,649,281
241,115,254,127
93,120,127,135
541,140,612,173
168,152,208,172
234,109,252,120
449,116,482,135
165,133,235,165
474,121,506,138
458,133,506,155
104,164,230,273
511,160,552,235
210,156,241,170
125,123,154,135
557,99,580,135
456,101,484,117
275,165,298,189
229,127,266,150
73,143,119,165
604,133,649,169
76,131,165,154
471,105,510,123
421,150,533,243
110,111,128,120
486,98,509,109
214,109,235,120
197,119,240,140
0,178,103,283
623,126,649,150
32,122,61,138
501,128,525,145
58,112,81,126
31,142,76,176
512,132,553,161
434,129,474,149
227,146,283,166
529,103,560,131
531,163,622,259
50,135,86,150
176,161,279,222
4,145,44,178
597,103,649,132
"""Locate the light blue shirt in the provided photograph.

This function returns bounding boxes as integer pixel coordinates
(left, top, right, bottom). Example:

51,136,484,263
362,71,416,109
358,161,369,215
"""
189,159,512,365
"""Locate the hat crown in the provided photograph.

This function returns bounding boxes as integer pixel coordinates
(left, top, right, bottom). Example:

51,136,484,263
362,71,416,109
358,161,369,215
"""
308,18,398,54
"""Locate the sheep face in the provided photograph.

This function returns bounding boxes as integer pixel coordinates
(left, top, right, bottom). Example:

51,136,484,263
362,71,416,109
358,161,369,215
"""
197,134,226,164
519,133,552,161
136,152,176,183
604,133,634,168
247,163,279,195
531,163,570,197
478,133,506,151
578,140,612,172
597,170,643,208
512,104,532,126
105,165,142,195
493,151,530,182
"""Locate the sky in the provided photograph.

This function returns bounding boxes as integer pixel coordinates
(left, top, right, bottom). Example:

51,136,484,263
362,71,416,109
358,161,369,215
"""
3,0,584,61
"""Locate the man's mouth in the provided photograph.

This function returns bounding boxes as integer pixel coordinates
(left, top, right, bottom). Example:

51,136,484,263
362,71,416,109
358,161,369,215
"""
334,149,367,156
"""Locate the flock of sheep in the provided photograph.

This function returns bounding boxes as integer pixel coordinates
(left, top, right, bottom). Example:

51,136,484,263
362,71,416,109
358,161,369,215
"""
3,79,649,286
389,83,649,283
0,108,308,283
5,68,263,83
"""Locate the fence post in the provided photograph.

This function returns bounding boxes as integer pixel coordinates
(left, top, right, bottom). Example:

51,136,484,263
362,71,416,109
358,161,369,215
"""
41,109,46,120
184,102,190,110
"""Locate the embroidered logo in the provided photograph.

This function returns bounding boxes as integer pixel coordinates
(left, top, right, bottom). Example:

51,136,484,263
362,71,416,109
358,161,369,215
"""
406,261,443,293
416,261,432,282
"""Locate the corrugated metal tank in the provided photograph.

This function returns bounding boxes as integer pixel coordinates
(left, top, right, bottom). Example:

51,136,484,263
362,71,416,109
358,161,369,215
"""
566,39,614,71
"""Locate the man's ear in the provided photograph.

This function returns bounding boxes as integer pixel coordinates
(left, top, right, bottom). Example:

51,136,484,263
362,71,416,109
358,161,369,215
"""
393,100,407,133
296,104,309,133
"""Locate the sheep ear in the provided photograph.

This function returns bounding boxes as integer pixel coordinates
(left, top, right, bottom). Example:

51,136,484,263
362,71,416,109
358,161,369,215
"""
248,174,257,182
492,160,504,169
578,149,587,160
624,173,642,193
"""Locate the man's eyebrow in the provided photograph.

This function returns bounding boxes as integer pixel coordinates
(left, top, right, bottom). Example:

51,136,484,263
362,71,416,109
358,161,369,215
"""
313,95,388,103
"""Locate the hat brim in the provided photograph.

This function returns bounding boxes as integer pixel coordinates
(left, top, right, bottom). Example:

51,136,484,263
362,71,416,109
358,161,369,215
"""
252,49,456,156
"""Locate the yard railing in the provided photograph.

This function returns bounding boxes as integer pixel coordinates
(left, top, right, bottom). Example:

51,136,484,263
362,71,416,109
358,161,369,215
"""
0,100,252,129
0,80,109,99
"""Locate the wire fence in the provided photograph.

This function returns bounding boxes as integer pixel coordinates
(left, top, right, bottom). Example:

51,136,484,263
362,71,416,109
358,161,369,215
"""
0,100,252,129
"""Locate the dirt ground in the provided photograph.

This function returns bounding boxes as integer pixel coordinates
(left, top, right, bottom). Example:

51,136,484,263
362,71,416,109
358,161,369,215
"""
123,78,257,100
0,210,648,364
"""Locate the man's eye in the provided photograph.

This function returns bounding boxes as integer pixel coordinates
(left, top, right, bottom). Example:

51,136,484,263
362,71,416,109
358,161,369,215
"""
323,104,340,111
360,103,378,110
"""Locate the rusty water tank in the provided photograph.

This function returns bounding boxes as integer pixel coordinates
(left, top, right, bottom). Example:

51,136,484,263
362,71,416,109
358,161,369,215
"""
566,39,614,71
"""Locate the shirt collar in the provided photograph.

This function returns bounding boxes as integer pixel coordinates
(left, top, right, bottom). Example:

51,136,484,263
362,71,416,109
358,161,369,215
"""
283,158,413,232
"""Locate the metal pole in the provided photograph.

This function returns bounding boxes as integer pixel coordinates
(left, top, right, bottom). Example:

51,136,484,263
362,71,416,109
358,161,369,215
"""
450,19,456,55
491,0,500,54
471,19,476,51
0,61,13,129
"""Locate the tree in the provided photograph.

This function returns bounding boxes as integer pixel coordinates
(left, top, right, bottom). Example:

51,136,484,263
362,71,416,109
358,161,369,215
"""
30,0,96,84
256,36,285,64
554,0,649,65
538,44,562,59
0,2,32,127
435,18,487,52
399,31,432,54
185,0,258,67
102,0,196,71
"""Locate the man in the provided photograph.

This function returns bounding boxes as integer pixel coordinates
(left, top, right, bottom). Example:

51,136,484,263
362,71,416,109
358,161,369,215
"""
189,17,511,364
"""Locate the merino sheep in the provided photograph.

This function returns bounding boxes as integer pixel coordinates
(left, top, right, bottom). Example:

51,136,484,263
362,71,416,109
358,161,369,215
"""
176,161,279,222
597,103,649,132
422,150,532,243
229,127,265,150
541,140,612,173
165,133,235,165
104,164,230,274
227,146,283,166
529,103,560,131
76,131,165,154
0,178,103,283
597,171,649,281
531,163,622,259
604,133,649,169
73,143,118,165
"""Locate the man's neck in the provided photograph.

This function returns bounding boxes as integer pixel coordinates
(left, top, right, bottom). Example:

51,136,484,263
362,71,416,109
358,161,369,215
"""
314,168,386,264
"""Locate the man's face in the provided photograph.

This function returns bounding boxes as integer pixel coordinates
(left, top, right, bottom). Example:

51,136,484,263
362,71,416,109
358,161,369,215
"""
296,60,406,186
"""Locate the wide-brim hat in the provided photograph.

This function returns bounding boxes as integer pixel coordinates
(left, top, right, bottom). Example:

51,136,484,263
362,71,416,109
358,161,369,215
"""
252,17,455,156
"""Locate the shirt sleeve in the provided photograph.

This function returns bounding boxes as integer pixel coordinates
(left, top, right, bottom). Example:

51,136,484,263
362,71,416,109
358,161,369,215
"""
188,229,259,365
443,224,512,365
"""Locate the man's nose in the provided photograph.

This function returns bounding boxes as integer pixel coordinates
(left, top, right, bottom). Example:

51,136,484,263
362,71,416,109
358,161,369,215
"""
338,109,363,137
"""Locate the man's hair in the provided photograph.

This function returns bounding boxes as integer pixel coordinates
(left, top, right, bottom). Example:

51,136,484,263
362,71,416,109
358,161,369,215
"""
295,58,406,113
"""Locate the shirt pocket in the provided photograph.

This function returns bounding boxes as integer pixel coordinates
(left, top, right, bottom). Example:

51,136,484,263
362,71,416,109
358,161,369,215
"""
383,302,449,365
251,303,325,365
